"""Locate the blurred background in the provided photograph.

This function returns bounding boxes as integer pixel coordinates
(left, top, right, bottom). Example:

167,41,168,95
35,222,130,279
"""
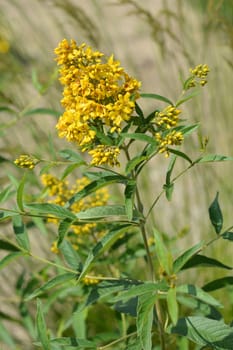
0,0,232,348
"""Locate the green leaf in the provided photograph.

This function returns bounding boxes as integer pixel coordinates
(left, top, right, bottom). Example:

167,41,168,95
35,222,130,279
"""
75,205,142,222
177,284,222,308
175,123,200,136
0,239,20,252
49,337,96,348
85,279,141,306
173,241,204,273
61,163,81,180
167,287,178,325
0,321,16,346
181,254,232,271
195,154,233,164
12,215,30,251
26,273,76,301
0,252,24,270
23,108,61,117
222,231,233,241
203,277,233,292
25,203,76,220
0,185,14,203
124,180,136,221
59,149,86,163
125,155,147,175
36,299,50,350
65,175,128,208
135,101,144,118
208,192,223,234
140,92,173,105
121,132,157,144
57,218,74,246
153,228,173,275
175,89,200,107
59,239,81,270
169,316,233,349
78,225,132,281
16,173,26,212
167,148,193,164
137,292,157,350
111,281,167,303
0,210,19,222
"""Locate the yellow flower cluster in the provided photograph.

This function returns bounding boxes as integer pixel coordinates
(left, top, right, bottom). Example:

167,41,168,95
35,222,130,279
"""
54,39,141,166
14,155,39,169
89,145,120,167
41,174,109,251
189,64,210,87
154,105,181,130
155,131,184,157
82,275,100,285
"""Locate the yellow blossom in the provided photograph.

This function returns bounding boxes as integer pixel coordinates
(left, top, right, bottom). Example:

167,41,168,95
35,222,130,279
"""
154,105,181,130
14,155,39,169
82,275,100,285
155,131,184,157
50,241,59,254
189,64,210,88
88,145,120,167
54,39,141,154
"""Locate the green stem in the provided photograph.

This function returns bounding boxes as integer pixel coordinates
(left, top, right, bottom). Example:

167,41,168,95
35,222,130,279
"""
97,331,137,350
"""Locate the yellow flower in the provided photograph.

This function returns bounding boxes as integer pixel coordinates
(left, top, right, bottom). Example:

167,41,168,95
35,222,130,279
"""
88,145,120,167
50,241,59,254
154,105,181,130
54,39,141,154
155,131,184,157
0,37,10,53
189,64,210,88
82,275,100,285
14,155,39,169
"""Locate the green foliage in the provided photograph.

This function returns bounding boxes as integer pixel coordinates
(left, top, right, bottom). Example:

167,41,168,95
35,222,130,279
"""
0,5,233,348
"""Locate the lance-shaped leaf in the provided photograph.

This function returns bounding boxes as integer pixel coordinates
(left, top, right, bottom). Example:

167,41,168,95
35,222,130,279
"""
125,155,147,175
0,252,24,270
65,175,128,208
85,279,141,307
167,148,193,164
153,228,173,275
222,231,233,241
59,148,86,163
168,316,233,349
180,254,232,271
25,203,76,220
137,292,157,350
36,299,50,350
124,180,137,221
195,154,233,164
163,155,177,201
203,276,233,292
12,215,30,251
49,337,96,348
111,281,167,303
176,284,222,308
140,92,174,105
59,239,81,270
78,224,132,281
26,273,76,301
16,173,27,212
173,241,204,273
0,239,20,252
167,287,179,325
57,218,74,246
208,192,223,234
175,90,200,107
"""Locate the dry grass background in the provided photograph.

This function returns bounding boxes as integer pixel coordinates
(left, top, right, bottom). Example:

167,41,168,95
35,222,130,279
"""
0,0,233,348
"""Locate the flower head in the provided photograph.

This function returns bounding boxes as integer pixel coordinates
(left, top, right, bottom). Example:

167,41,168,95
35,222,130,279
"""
14,155,39,169
154,105,181,130
188,64,210,88
88,145,120,167
155,131,184,157
54,39,141,165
